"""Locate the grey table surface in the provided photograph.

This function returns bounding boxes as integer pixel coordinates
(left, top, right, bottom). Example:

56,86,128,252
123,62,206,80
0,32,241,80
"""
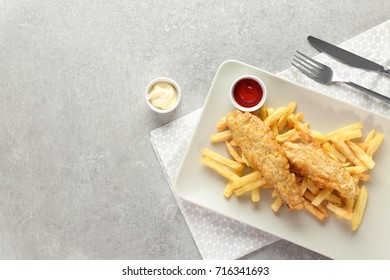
0,0,389,260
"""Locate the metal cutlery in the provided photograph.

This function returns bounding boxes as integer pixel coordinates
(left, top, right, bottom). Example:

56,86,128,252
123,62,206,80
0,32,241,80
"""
292,51,390,103
308,36,390,76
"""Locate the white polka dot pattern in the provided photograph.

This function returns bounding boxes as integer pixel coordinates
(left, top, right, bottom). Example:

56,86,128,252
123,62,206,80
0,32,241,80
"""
150,21,390,260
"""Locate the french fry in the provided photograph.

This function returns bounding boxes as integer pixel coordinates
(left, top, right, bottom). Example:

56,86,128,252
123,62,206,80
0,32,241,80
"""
275,128,298,143
326,202,353,220
304,199,326,221
229,139,238,146
345,165,367,174
234,179,266,196
325,193,342,206
353,142,369,152
216,116,228,131
352,186,368,231
270,123,279,135
304,178,320,195
303,191,329,217
251,188,260,202
210,130,232,143
240,152,253,168
259,105,268,121
224,181,234,198
366,132,384,157
201,156,235,180
346,141,375,169
333,140,363,166
232,170,262,190
271,196,283,213
322,142,347,163
311,188,333,206
225,141,244,163
202,149,244,172
358,173,370,181
276,112,288,131
334,129,363,141
364,129,376,144
264,106,291,127
326,122,363,140
344,197,355,213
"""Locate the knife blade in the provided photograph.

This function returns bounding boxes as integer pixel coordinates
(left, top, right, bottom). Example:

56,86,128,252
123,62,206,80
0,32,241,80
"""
308,36,390,75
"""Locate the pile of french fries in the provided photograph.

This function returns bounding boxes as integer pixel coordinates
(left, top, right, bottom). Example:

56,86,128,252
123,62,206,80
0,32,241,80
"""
201,101,384,231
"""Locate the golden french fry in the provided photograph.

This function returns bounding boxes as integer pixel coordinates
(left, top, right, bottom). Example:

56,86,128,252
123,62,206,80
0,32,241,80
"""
335,129,363,141
270,123,279,135
303,192,329,217
240,152,254,168
234,178,266,196
326,122,363,140
229,139,238,146
225,141,244,163
304,178,320,195
346,141,375,169
216,116,228,131
202,148,244,172
251,188,260,202
277,113,288,132
352,185,368,231
366,132,384,157
353,142,369,152
326,203,353,220
345,165,367,174
358,173,370,181
271,197,283,212
322,142,347,163
210,130,232,143
325,193,342,206
312,188,333,206
296,112,304,121
304,199,326,221
333,140,363,166
232,170,262,190
201,156,234,180
364,129,376,143
224,181,234,198
275,128,298,143
264,106,291,127
259,105,268,121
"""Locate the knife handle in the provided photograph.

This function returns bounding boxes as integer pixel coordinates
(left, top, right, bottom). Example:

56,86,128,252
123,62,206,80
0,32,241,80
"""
346,81,390,103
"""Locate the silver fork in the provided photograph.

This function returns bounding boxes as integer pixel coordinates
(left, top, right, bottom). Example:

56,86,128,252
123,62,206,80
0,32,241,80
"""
292,51,390,103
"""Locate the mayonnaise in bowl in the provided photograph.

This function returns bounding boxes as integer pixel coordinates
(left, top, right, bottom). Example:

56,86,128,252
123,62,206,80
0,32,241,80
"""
145,77,181,113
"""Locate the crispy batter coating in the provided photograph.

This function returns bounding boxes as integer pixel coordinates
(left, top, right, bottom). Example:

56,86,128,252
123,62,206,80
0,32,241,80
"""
282,131,357,200
227,110,304,210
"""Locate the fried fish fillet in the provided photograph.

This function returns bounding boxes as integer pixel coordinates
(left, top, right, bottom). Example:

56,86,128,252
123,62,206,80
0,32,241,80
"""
226,110,304,210
281,131,357,201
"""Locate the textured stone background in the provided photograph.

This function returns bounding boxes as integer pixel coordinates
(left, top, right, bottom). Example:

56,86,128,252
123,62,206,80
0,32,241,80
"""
0,0,389,259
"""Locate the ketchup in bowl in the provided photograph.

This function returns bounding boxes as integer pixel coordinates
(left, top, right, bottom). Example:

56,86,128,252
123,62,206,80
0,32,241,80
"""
230,76,267,112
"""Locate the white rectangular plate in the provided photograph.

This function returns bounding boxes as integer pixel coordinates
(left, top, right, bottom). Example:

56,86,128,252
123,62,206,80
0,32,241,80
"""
174,60,390,259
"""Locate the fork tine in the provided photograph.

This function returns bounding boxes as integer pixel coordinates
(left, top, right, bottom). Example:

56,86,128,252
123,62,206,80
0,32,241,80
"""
292,57,321,74
291,62,319,80
296,51,325,68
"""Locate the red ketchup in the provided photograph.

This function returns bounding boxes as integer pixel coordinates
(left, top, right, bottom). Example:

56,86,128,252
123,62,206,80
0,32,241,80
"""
233,78,263,108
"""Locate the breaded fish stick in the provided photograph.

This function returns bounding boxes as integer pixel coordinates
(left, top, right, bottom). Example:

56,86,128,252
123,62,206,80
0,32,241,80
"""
282,131,357,201
227,110,304,210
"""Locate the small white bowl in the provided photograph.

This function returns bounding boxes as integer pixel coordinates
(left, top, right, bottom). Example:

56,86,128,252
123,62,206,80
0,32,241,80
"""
145,77,181,113
230,75,267,112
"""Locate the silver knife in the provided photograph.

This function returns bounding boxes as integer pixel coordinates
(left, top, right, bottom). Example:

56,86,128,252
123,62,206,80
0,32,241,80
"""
308,36,390,76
